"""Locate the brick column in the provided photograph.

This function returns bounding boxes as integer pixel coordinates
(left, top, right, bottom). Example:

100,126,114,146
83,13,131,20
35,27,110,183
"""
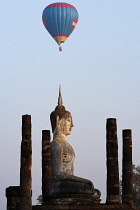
19,115,32,210
6,186,20,210
122,129,133,206
106,118,120,204
42,130,51,203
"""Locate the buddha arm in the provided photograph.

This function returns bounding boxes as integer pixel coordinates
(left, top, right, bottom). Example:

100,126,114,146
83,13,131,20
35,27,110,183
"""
50,140,63,176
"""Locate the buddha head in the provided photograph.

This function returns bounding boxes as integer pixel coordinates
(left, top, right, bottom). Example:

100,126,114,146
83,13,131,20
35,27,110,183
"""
50,86,73,137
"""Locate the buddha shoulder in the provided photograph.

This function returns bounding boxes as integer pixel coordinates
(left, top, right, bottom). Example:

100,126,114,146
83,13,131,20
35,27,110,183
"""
51,139,75,156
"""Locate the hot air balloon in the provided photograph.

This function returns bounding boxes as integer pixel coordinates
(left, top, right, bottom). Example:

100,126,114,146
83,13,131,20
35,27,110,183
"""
42,2,79,51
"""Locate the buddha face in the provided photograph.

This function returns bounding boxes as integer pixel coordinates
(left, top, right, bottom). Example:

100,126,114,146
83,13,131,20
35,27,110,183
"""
60,116,73,136
65,117,73,135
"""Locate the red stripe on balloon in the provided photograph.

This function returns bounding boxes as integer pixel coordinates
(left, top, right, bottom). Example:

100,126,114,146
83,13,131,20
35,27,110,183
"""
46,3,76,10
52,34,69,38
42,15,48,28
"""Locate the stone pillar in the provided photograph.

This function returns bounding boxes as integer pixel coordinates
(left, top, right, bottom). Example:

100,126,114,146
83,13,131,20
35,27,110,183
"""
6,186,20,210
122,129,133,206
42,130,51,203
19,115,32,210
106,118,120,204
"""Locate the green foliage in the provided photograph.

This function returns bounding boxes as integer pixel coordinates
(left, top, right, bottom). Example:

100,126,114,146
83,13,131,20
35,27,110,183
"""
132,165,140,208
37,195,42,205
120,164,140,208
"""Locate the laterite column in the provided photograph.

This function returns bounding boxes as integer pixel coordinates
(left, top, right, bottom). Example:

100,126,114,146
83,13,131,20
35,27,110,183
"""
42,130,51,203
19,115,32,210
122,129,133,206
106,118,120,204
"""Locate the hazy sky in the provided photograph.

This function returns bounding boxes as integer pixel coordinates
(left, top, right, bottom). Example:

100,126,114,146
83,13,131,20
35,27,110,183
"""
1,0,140,209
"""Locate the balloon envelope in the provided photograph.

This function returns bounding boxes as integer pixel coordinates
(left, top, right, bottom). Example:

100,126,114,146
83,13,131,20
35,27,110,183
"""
42,2,79,46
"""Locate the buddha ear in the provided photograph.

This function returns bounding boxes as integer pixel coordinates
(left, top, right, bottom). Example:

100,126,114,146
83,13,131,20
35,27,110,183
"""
56,115,60,127
53,116,61,138
54,116,67,137
58,118,64,132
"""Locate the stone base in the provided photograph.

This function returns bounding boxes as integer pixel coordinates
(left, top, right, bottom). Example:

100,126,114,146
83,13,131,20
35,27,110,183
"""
32,204,131,210
44,193,101,205
32,194,135,210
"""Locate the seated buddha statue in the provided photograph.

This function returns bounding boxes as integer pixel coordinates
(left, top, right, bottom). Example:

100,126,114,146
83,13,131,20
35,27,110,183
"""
49,87,100,199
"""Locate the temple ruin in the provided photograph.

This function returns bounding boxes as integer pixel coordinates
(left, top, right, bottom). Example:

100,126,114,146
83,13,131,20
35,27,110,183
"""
6,89,135,210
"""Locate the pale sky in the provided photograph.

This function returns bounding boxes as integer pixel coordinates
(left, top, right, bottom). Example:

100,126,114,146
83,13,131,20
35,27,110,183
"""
1,0,140,209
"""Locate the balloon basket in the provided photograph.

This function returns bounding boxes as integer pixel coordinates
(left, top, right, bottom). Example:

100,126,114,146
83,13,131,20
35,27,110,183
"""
59,46,62,52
